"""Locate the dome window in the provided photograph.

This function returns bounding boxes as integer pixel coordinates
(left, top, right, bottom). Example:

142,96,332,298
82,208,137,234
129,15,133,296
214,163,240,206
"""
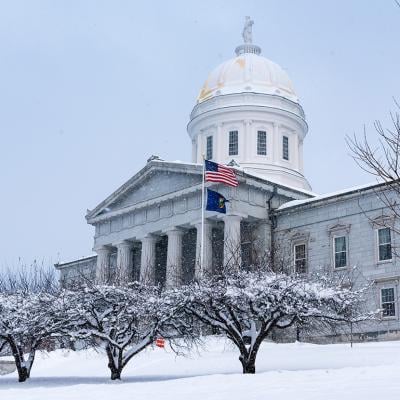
206,136,213,160
257,131,267,155
229,131,239,156
283,136,289,161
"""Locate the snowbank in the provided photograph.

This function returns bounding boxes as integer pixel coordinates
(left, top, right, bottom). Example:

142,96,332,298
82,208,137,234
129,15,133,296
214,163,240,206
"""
1,337,400,399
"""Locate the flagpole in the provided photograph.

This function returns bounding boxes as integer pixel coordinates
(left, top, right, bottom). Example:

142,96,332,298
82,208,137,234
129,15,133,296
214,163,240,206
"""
200,154,205,279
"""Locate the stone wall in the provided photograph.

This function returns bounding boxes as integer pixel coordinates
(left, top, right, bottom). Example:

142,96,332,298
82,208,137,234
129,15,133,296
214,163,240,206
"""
274,185,400,336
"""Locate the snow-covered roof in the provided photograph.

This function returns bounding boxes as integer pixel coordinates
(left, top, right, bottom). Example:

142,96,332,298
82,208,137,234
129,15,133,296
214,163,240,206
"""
153,159,200,167
242,169,317,198
86,159,317,223
277,181,384,211
56,254,97,268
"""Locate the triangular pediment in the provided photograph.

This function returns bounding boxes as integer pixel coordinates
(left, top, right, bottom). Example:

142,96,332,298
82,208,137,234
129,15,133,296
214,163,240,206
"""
86,161,202,221
328,223,351,233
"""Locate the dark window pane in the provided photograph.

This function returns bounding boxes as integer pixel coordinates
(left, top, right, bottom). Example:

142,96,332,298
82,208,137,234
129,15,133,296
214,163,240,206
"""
381,288,396,317
378,228,392,261
206,136,213,160
294,244,306,273
257,131,267,155
295,259,306,274
382,302,396,317
378,228,391,245
295,244,305,259
283,136,289,160
334,236,347,268
382,288,394,302
335,252,347,268
379,243,392,261
335,236,346,252
229,131,238,156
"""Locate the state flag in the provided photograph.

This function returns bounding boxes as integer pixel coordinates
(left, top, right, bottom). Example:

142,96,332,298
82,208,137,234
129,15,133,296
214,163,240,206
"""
206,189,229,214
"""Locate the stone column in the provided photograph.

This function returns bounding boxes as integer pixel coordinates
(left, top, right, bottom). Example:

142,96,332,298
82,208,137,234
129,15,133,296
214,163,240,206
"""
244,119,252,160
195,221,213,279
95,245,111,283
216,123,222,161
254,221,270,264
299,139,304,173
116,240,134,282
293,133,299,170
191,139,197,163
223,215,242,268
272,122,279,163
140,235,157,285
165,229,184,289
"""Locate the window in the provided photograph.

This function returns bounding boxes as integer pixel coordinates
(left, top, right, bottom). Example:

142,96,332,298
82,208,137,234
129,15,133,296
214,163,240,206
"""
378,227,392,261
282,136,289,160
381,288,396,317
334,236,347,268
229,130,238,156
294,244,307,273
257,130,267,155
206,136,213,160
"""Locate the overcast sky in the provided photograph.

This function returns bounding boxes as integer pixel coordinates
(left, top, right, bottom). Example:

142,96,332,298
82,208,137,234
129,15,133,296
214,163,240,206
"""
1,0,400,268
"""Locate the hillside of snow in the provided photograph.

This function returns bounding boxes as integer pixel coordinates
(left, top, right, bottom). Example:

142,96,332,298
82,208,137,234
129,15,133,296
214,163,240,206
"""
1,337,400,399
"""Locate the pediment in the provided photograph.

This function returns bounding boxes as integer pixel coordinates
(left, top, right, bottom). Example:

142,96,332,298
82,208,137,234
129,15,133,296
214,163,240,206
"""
289,231,310,242
369,214,395,228
87,161,202,221
327,223,351,234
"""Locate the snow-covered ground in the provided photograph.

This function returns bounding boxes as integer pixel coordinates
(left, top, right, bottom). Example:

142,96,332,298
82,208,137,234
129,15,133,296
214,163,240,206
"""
1,337,400,400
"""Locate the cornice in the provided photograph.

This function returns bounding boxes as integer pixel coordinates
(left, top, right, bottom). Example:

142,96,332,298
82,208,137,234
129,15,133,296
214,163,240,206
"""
87,169,309,225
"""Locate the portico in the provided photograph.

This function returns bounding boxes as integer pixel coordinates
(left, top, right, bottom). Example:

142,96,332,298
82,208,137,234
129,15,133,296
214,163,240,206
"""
93,213,244,286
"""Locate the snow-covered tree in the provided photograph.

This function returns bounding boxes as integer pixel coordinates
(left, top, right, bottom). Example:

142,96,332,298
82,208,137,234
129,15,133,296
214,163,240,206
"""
347,103,400,256
0,291,64,382
0,263,57,295
63,282,191,380
180,270,372,374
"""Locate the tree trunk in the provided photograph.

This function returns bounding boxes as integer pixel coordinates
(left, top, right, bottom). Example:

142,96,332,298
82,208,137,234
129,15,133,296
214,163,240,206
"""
106,345,123,380
25,351,36,379
17,366,29,382
110,367,122,380
239,354,256,374
7,338,29,382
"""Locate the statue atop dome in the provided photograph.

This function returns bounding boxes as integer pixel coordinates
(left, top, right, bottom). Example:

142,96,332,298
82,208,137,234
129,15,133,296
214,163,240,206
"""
242,16,254,44
235,17,260,56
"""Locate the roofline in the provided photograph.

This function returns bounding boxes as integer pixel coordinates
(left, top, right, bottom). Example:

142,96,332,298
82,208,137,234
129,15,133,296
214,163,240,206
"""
187,102,308,136
191,91,304,116
275,180,392,213
86,159,315,223
86,160,202,220
55,254,97,269
241,169,315,197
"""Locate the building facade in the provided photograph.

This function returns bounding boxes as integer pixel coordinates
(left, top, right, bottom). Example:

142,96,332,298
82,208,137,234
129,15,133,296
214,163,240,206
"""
56,19,400,340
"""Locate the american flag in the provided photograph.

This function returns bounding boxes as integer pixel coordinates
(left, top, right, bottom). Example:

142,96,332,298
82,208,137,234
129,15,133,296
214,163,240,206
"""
204,160,238,187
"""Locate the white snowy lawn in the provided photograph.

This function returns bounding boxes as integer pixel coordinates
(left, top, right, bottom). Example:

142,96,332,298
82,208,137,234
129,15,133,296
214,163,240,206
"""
1,337,400,400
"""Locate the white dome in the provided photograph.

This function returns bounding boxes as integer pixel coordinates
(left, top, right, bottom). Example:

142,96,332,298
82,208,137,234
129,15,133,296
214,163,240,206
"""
197,52,298,104
189,19,311,191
